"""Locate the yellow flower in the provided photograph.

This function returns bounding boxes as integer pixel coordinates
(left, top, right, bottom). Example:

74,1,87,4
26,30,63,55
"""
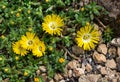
1,35,5,39
49,46,53,51
20,32,39,50
42,14,64,36
34,78,39,82
28,27,32,31
59,58,65,63
11,11,14,14
4,68,8,72
2,5,6,9
45,0,49,2
12,41,28,56
24,71,28,76
27,10,31,14
0,57,2,61
18,9,22,12
15,56,19,60
32,40,45,57
81,7,85,11
86,22,90,26
16,13,20,17
76,24,101,50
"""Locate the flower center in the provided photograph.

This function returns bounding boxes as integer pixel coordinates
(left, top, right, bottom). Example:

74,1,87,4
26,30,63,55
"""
49,22,57,30
39,46,42,51
28,40,33,45
83,34,90,40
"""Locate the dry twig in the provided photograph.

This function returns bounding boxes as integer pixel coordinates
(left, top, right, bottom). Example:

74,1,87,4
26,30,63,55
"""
58,45,80,60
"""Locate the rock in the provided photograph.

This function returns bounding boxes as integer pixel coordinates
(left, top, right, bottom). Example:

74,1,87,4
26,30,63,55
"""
72,45,84,55
85,63,92,72
41,73,48,82
73,68,85,77
98,66,108,75
78,75,89,82
116,57,120,71
36,70,41,75
59,80,66,82
54,73,63,82
111,38,120,46
78,74,101,82
39,66,46,72
97,44,107,55
97,77,108,82
87,74,101,82
68,70,73,78
2,78,9,82
112,79,117,82
67,60,80,69
105,59,116,69
108,46,117,58
93,51,106,63
117,47,120,57
49,79,54,82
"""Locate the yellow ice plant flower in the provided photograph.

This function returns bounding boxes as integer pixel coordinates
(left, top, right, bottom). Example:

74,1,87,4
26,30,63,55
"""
34,77,39,82
28,27,32,31
0,57,2,61
11,11,14,14
15,56,19,61
81,7,85,11
4,68,8,72
1,35,5,39
59,58,65,63
24,71,28,76
32,40,45,57
12,41,28,56
76,24,101,50
42,14,64,36
16,13,20,17
20,32,39,50
18,9,22,12
2,5,6,9
27,10,31,14
45,0,49,2
49,46,53,51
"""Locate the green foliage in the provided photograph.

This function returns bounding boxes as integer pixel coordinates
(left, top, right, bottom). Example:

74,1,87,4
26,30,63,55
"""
103,26,113,43
75,1,106,26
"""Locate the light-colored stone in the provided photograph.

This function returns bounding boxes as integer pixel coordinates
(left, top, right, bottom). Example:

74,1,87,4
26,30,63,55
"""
67,60,80,69
105,59,116,69
97,44,107,55
39,66,46,72
93,51,106,63
59,80,65,82
111,38,120,46
72,45,84,55
98,66,108,75
54,73,63,81
117,47,120,57
78,75,90,82
87,74,101,82
85,63,92,72
2,78,9,82
97,77,108,82
41,73,48,82
108,46,117,58
68,70,73,78
36,70,41,75
112,79,117,82
78,74,101,82
49,79,54,82
73,68,85,77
